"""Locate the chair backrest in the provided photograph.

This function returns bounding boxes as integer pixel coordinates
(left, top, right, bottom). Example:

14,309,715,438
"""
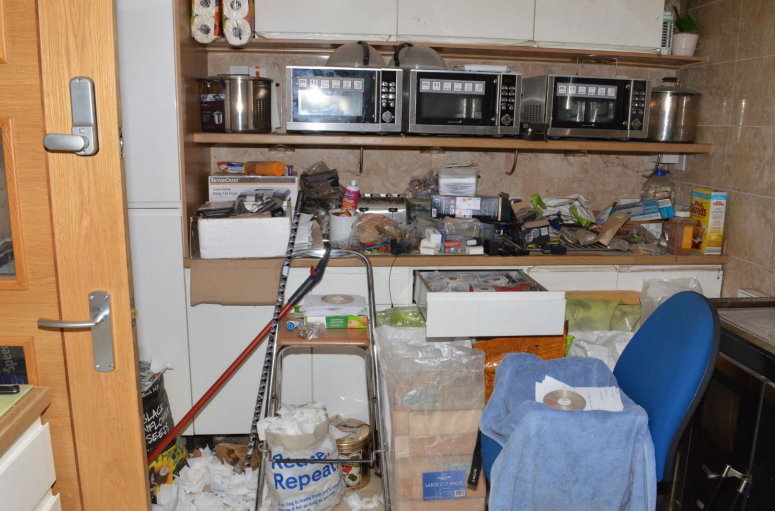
613,291,719,482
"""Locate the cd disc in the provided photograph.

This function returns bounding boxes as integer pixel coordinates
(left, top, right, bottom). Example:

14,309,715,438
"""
543,389,586,411
322,294,354,305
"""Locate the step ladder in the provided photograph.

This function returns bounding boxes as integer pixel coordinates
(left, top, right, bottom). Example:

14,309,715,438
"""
254,248,391,510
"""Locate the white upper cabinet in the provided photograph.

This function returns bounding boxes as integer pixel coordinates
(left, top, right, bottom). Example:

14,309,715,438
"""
533,0,663,53
396,0,534,45
253,0,398,41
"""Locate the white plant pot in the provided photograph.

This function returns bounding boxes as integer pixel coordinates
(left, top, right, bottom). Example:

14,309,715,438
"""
673,33,699,56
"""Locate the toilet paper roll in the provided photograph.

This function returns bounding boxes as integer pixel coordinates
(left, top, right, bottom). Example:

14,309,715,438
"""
224,17,252,46
192,0,217,17
222,0,249,19
192,15,219,44
329,210,359,246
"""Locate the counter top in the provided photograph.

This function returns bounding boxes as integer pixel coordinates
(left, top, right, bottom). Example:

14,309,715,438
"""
0,387,51,455
186,253,728,269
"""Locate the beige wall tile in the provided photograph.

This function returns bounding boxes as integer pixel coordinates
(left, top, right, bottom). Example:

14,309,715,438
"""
723,126,775,195
738,0,775,59
692,0,741,63
681,62,737,126
723,191,775,267
678,126,729,190
733,56,775,127
720,256,773,296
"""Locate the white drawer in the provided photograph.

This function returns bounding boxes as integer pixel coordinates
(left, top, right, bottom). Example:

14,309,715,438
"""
0,420,56,511
413,270,566,338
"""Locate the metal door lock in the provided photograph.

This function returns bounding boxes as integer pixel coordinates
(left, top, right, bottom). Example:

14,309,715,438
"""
43,77,99,156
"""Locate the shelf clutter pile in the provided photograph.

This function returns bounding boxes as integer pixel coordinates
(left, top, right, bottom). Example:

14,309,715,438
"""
194,159,727,261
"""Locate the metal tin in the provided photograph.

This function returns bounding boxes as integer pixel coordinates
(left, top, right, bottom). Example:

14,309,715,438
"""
198,75,273,133
648,77,700,143
333,417,370,490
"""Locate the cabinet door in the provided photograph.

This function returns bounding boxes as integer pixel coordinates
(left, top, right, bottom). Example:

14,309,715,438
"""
253,0,397,41
128,209,192,429
397,0,534,45
117,0,181,205
526,265,618,291
534,0,662,53
615,265,723,298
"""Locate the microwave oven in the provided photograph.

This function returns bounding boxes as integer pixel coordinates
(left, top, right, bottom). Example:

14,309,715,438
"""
285,66,403,133
403,69,521,136
520,75,651,140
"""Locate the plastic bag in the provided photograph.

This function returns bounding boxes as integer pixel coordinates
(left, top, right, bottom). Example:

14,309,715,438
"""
376,306,426,327
567,330,635,370
640,277,703,324
530,194,596,226
257,403,344,511
565,297,622,331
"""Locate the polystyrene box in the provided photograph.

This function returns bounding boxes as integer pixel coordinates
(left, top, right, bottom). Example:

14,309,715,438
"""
198,214,290,259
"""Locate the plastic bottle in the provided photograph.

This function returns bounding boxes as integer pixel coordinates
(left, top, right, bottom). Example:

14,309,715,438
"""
341,180,360,212
641,168,674,203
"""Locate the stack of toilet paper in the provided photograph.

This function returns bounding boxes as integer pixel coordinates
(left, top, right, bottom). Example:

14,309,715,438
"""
222,0,253,46
190,0,221,44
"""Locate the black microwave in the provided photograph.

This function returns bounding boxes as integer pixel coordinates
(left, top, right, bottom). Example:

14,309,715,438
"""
520,74,651,140
402,69,521,136
285,66,403,133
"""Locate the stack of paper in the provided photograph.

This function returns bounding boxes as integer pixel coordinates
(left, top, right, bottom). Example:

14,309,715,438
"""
535,375,624,412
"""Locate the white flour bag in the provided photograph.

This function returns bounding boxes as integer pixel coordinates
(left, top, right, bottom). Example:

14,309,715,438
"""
257,403,344,511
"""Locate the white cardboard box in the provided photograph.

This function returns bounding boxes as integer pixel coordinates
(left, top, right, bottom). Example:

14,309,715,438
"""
413,270,566,337
198,214,291,259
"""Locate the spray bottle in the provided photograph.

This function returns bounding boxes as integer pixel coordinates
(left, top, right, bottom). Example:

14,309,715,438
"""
341,180,360,213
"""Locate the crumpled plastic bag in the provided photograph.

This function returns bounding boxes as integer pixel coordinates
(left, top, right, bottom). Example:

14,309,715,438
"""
640,277,703,325
530,193,596,227
568,330,635,370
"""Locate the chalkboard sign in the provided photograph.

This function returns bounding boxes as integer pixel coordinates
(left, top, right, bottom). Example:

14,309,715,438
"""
0,345,28,384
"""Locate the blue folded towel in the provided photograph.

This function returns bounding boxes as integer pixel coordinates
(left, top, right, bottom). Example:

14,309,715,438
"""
480,353,656,511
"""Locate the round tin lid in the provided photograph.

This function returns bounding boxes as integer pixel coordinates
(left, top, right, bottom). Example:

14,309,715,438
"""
332,417,370,449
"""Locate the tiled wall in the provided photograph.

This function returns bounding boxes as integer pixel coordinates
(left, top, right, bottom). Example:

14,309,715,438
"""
676,0,775,296
208,54,669,211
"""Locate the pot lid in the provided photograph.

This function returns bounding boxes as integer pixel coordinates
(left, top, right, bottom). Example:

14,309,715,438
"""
388,42,446,70
652,77,700,96
327,41,385,68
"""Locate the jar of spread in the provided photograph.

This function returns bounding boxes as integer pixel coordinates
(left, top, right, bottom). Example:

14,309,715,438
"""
666,210,694,255
332,417,370,490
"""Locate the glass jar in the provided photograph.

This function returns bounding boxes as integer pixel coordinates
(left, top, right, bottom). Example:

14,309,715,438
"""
333,417,370,490
666,211,694,255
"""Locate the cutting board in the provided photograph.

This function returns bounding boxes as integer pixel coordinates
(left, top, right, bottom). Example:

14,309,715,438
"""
0,385,32,418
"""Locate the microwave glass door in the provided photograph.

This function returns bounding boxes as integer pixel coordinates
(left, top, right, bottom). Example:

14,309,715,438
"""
414,72,498,126
552,78,627,130
291,68,376,124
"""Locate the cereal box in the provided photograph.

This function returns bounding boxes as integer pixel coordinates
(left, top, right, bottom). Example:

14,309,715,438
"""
690,188,727,255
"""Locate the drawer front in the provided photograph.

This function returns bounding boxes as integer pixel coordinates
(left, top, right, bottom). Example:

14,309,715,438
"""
414,271,566,338
0,420,56,511
33,492,61,511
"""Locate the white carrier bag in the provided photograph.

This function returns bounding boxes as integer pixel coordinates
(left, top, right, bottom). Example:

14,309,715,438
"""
257,403,344,511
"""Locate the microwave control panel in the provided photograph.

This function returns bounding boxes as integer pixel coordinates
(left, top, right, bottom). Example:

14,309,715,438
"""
378,70,399,124
499,73,520,130
628,80,649,135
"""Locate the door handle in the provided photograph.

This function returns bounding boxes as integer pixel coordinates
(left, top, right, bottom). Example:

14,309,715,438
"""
38,291,115,372
43,77,99,156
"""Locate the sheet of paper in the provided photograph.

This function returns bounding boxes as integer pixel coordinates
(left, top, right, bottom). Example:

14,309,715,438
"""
535,376,623,412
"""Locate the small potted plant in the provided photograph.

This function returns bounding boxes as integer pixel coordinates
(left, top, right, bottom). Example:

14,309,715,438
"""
673,1,699,56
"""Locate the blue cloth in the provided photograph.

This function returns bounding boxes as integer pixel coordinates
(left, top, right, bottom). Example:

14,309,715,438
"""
480,353,656,511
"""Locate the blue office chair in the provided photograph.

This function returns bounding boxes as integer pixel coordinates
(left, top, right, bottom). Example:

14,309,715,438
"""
613,290,719,483
481,291,719,487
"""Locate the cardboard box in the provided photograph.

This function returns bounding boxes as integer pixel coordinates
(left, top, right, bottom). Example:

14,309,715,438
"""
392,455,487,501
208,175,299,209
611,198,674,221
197,213,291,259
393,433,478,459
391,409,482,436
303,315,367,329
690,188,727,255
392,498,485,511
189,258,282,306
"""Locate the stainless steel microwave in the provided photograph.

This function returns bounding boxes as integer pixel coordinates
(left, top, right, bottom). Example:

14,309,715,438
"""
402,69,521,136
285,66,403,133
520,75,651,140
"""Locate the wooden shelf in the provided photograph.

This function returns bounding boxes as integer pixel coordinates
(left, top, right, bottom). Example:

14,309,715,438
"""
203,38,708,69
277,325,369,347
192,132,712,154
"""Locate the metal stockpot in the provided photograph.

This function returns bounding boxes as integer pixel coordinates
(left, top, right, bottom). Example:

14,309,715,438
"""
198,75,273,133
647,77,700,143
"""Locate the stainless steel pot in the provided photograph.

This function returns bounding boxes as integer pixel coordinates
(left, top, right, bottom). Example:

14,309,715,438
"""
198,75,273,133
647,77,700,143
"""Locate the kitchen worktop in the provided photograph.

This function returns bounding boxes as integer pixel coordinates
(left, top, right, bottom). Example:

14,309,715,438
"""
0,387,50,456
186,252,728,268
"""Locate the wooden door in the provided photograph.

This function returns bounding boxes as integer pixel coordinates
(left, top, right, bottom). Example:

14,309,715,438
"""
0,0,149,509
